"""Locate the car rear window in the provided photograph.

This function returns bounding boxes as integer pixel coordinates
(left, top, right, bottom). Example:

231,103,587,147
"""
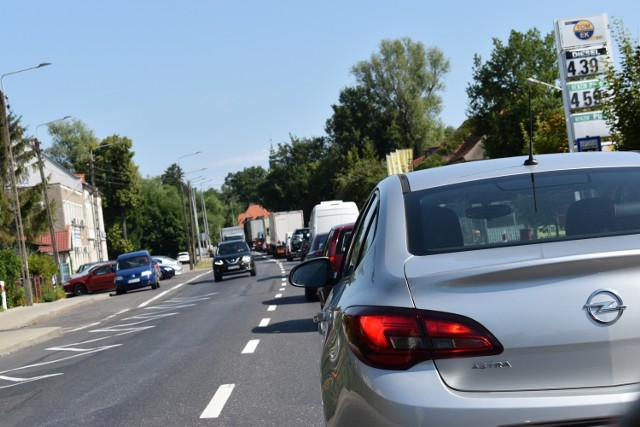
405,167,640,255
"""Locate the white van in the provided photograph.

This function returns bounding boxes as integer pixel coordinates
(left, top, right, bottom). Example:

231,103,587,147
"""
309,200,359,239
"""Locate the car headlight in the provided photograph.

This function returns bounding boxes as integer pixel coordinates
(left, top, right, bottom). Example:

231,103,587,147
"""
214,260,224,265
242,256,251,263
115,275,123,281
142,270,151,277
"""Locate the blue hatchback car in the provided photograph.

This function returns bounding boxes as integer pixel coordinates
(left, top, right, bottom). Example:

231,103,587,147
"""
114,250,160,294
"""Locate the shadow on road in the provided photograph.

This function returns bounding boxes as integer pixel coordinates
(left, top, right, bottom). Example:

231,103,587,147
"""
251,317,318,334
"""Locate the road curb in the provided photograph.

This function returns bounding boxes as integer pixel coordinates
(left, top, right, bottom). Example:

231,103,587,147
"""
0,327,63,357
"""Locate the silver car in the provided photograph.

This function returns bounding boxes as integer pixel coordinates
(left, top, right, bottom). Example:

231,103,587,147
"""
290,152,640,426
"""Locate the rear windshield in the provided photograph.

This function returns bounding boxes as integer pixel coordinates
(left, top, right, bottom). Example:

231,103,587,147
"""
405,167,640,255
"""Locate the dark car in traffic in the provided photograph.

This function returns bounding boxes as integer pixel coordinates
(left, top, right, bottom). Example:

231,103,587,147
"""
213,240,256,282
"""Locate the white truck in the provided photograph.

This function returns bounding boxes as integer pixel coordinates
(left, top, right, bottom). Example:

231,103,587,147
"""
245,217,267,251
309,200,359,240
220,226,245,242
266,210,304,257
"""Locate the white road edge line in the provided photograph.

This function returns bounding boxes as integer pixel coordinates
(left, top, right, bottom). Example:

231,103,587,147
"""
200,383,235,419
241,339,260,354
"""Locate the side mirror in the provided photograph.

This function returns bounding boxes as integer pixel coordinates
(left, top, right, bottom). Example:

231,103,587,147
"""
289,257,332,289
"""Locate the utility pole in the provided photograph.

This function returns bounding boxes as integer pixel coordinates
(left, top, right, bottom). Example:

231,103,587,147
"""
32,138,63,287
0,91,32,304
89,153,103,260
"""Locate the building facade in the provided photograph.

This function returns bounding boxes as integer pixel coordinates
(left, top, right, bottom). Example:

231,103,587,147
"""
22,153,108,280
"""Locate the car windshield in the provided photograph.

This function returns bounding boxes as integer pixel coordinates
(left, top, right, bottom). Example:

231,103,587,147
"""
218,243,248,255
117,255,150,270
405,167,640,255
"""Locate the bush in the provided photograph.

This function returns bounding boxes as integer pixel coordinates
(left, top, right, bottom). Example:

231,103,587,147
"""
0,249,22,308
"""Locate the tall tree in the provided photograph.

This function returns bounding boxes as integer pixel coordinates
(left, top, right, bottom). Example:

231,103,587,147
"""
221,166,268,208
92,135,141,253
260,136,328,220
0,109,47,247
349,37,451,158
602,19,640,150
44,119,99,174
334,142,387,207
467,28,560,158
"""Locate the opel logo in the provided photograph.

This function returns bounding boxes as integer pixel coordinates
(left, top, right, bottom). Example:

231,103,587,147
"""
583,289,626,325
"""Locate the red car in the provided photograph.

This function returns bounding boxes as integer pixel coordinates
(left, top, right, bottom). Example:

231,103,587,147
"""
317,222,354,304
63,261,116,296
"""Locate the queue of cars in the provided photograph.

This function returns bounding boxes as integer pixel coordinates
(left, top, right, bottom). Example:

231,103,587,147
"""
290,152,640,426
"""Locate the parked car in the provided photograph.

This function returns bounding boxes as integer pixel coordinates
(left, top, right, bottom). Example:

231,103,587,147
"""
154,260,176,280
212,240,256,282
289,152,640,426
176,251,190,264
114,250,160,294
152,255,184,275
63,261,116,296
317,222,354,305
75,261,103,275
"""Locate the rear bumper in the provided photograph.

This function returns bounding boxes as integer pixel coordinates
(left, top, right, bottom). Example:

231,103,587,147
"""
324,356,640,427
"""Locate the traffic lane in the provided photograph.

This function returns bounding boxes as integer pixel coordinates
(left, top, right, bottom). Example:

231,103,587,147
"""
219,285,324,426
0,256,324,426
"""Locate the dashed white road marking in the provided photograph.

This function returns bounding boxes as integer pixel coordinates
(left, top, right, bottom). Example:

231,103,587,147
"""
275,293,282,298
279,287,285,291
267,305,277,311
200,384,235,418
259,318,270,327
241,339,260,354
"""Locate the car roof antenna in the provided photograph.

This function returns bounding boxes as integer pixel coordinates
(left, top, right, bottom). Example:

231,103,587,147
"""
524,79,538,166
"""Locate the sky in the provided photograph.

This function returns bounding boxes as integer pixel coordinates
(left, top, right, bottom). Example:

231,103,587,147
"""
3,1,640,190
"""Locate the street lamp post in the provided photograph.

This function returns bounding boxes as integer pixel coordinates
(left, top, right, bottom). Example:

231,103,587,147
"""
177,152,201,270
1,62,51,306
34,116,71,288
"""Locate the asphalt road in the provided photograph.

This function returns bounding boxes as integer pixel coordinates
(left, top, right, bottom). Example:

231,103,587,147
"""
0,254,325,427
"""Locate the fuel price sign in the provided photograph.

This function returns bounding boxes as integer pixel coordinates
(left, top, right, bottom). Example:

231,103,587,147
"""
566,78,608,110
564,47,610,78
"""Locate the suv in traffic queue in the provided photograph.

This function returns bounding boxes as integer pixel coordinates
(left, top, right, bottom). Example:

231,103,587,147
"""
213,240,257,282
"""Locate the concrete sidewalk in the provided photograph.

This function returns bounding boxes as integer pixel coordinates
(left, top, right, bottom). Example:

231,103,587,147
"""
0,294,109,357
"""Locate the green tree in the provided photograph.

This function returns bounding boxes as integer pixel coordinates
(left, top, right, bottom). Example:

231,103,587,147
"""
602,19,640,150
222,166,268,207
347,37,451,159
161,163,182,188
259,136,328,220
127,177,186,255
0,110,47,247
93,135,141,251
520,109,569,154
44,118,99,174
467,28,560,158
334,142,387,206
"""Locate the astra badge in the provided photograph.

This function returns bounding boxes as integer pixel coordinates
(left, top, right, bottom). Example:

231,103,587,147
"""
583,289,626,324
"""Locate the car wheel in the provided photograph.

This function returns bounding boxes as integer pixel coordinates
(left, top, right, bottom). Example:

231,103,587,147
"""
305,287,319,302
214,273,222,282
74,283,88,296
116,287,126,295
250,266,257,276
